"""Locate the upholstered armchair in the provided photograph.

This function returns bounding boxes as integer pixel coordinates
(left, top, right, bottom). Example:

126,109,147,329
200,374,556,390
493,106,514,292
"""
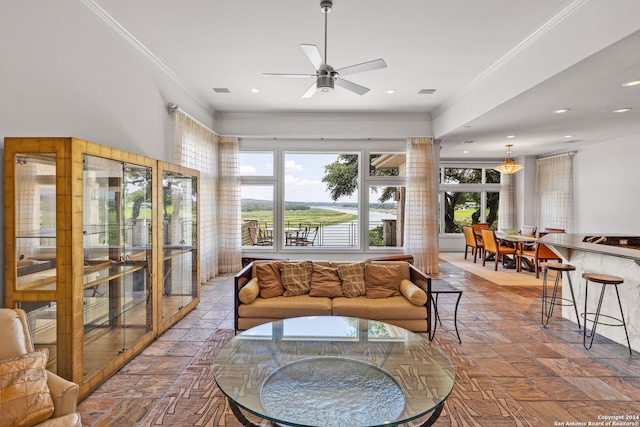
0,309,82,427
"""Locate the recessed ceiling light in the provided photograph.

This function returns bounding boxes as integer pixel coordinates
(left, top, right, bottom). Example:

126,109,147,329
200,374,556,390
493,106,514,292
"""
554,108,570,114
506,135,515,139
386,89,396,94
251,88,260,93
463,150,469,154
564,135,573,138
622,80,640,87
613,107,632,113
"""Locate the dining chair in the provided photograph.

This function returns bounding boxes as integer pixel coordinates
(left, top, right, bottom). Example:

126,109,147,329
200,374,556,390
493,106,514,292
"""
481,228,518,271
463,225,483,263
471,223,490,234
518,241,562,278
520,225,537,237
519,225,538,251
544,228,565,233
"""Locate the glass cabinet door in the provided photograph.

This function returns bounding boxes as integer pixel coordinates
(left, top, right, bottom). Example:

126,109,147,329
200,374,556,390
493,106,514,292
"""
81,155,153,379
13,153,59,371
161,170,198,320
15,153,57,291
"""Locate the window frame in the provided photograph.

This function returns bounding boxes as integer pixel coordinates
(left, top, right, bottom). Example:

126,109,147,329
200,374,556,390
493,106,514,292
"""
239,140,406,255
438,162,501,234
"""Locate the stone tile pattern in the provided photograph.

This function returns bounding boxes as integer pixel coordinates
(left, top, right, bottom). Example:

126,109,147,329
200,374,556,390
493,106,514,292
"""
78,263,640,426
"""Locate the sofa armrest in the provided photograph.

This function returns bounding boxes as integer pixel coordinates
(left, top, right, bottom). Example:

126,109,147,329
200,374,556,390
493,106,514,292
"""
234,262,255,332
47,371,79,418
408,264,433,335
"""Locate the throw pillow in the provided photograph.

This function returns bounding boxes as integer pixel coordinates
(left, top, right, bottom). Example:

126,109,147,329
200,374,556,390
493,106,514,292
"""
309,264,343,298
400,279,427,306
238,278,260,304
255,262,285,298
280,261,313,296
337,263,366,297
0,349,54,427
364,263,402,298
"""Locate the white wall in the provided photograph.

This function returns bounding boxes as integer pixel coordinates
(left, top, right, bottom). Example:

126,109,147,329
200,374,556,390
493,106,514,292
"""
0,1,214,159
573,136,640,234
0,1,215,304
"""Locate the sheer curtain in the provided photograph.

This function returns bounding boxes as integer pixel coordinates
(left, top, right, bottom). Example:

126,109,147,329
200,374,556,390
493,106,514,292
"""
497,172,517,231
217,137,242,273
172,110,241,279
534,153,573,232
404,137,439,274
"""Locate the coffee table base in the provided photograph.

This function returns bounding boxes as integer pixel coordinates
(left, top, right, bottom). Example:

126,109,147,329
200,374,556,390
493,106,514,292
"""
226,398,445,427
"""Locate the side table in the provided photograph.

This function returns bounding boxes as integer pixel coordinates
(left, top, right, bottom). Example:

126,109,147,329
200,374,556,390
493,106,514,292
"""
429,290,463,343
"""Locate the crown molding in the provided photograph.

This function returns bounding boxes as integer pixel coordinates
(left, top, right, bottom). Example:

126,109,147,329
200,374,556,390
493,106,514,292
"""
433,0,591,118
73,0,212,112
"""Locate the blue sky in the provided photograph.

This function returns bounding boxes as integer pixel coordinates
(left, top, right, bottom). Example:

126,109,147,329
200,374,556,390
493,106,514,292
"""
240,153,358,204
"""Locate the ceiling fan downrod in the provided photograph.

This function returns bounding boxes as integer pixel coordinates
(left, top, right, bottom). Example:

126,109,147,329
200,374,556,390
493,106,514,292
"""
321,0,332,68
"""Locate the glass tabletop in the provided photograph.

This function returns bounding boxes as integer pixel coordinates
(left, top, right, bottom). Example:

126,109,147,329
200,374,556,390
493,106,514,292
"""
213,316,455,427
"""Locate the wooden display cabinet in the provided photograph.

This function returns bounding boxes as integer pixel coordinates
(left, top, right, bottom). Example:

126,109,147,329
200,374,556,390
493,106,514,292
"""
157,162,199,334
4,137,200,399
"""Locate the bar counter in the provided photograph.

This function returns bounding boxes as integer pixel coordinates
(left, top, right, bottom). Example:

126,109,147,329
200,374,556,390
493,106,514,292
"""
540,233,639,353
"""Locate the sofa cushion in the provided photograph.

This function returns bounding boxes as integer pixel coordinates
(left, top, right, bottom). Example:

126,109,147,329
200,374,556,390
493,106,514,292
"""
0,349,54,427
332,296,428,320
0,310,31,361
337,263,366,297
309,265,343,298
400,279,427,306
238,278,260,304
364,263,402,298
280,261,313,296
370,260,411,280
238,295,332,319
256,262,285,298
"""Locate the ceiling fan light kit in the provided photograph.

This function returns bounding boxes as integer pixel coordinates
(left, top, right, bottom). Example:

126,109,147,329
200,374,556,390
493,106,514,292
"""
494,144,524,174
263,0,387,98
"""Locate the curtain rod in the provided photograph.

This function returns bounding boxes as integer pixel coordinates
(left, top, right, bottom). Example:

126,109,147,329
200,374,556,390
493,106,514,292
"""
536,151,575,161
167,102,217,135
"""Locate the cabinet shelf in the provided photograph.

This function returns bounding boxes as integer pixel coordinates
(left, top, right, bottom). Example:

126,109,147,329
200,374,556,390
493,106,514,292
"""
4,137,200,399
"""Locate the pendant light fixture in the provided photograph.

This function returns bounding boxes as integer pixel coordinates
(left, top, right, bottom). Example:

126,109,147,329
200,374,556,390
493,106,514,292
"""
494,144,524,174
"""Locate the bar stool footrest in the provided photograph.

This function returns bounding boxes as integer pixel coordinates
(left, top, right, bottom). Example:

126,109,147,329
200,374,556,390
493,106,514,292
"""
581,312,626,328
542,296,578,307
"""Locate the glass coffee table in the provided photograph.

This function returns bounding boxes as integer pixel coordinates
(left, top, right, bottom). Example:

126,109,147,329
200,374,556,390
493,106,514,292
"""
213,316,455,427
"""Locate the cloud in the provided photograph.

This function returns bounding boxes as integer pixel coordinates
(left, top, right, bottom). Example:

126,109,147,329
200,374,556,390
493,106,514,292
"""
240,165,257,175
284,160,303,172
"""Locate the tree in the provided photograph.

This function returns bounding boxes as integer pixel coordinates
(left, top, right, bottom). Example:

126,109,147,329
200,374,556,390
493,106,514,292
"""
322,154,398,202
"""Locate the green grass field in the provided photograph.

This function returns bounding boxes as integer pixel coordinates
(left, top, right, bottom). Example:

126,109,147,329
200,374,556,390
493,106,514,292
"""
243,208,357,227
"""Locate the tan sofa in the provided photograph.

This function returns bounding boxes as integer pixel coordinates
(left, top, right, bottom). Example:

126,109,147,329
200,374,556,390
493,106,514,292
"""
234,259,432,333
0,309,82,427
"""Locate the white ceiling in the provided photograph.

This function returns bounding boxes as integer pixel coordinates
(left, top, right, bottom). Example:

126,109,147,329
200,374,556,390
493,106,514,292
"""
93,0,640,159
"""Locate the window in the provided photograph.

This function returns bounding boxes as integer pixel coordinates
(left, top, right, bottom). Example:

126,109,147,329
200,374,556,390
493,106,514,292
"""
439,165,500,233
241,185,274,247
239,140,406,252
284,152,359,248
368,185,404,248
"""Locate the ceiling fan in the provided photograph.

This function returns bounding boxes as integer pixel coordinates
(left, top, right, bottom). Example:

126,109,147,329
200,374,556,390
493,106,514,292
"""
263,0,387,98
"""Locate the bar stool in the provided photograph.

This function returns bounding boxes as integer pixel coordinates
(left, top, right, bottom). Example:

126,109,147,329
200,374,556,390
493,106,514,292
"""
581,273,632,356
540,262,580,329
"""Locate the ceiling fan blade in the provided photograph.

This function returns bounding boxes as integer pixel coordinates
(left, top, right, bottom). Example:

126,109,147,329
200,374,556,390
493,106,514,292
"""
335,78,369,95
301,81,318,98
334,59,387,77
263,73,316,78
301,44,325,71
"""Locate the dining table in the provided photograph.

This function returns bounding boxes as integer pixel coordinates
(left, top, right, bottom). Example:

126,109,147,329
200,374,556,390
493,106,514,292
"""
495,232,538,270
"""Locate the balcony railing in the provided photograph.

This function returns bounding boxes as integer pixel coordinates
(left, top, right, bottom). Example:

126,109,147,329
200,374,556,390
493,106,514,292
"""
243,220,398,248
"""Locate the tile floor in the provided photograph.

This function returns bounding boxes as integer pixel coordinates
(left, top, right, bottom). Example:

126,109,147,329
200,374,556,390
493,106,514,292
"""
77,257,640,426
